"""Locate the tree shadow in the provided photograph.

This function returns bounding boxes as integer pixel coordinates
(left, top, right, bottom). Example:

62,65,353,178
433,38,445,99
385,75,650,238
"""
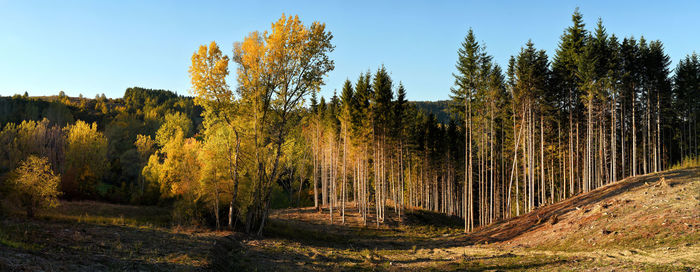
0,216,214,271
214,168,698,270
461,168,697,246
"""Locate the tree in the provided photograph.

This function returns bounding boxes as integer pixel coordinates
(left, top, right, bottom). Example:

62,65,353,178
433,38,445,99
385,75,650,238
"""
673,53,700,160
64,120,108,198
371,65,393,226
232,14,334,234
339,79,354,223
451,28,490,232
200,121,236,230
155,112,193,146
134,134,156,193
512,40,549,211
9,155,61,217
351,71,373,225
189,41,245,229
393,82,408,221
552,8,587,197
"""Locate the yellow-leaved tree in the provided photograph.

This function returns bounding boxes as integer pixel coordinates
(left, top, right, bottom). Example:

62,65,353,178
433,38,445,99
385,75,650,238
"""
233,14,334,234
142,112,206,225
63,121,107,199
10,155,62,217
189,41,245,229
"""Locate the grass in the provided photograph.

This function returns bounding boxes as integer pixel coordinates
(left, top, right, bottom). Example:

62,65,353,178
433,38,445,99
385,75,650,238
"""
221,167,700,271
0,228,42,251
671,156,700,170
0,200,219,271
42,200,172,228
1,167,698,271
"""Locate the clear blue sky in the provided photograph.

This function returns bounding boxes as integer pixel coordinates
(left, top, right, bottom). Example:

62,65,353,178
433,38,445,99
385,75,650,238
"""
1,0,698,101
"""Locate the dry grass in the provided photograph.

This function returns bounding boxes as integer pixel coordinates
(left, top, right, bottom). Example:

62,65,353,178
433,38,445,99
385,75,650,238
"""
0,201,223,271
1,167,698,271
218,167,700,271
672,156,700,170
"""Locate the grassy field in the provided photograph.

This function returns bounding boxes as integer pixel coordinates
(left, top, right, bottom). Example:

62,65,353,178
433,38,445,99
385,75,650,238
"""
1,167,698,271
0,201,224,271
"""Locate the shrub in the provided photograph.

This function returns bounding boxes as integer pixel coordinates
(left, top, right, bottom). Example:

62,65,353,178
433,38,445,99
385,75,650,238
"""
671,156,700,170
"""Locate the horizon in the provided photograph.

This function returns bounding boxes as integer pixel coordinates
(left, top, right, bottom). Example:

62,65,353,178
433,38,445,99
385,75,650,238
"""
1,0,698,101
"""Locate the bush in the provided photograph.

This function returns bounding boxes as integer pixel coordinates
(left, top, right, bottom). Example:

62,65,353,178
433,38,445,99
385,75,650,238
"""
671,156,700,170
172,197,209,227
9,156,62,217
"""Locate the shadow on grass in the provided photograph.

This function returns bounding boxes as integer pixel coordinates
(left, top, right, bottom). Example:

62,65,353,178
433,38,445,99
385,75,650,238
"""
0,215,214,271
454,258,571,271
464,167,699,245
215,167,699,270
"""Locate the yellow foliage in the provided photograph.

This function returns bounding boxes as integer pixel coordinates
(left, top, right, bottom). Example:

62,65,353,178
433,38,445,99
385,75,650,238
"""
189,41,231,111
64,120,108,197
10,155,62,217
233,14,334,111
671,156,700,170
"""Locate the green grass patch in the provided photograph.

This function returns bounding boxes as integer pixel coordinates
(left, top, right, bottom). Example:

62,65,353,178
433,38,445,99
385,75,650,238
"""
0,222,43,251
40,201,172,228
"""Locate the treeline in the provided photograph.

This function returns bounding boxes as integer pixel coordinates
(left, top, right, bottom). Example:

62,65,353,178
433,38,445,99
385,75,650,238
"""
0,87,202,206
307,9,699,231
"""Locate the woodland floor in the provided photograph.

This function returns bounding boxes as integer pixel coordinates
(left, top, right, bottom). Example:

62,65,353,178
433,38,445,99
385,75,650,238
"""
1,167,699,271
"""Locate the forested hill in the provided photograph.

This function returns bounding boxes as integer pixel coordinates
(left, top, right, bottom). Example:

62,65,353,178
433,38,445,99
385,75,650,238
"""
0,88,201,129
410,100,452,123
1,90,453,129
0,87,202,203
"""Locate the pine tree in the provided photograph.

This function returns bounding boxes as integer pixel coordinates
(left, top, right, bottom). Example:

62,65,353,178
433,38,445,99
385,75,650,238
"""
340,79,354,224
451,28,490,232
552,8,587,197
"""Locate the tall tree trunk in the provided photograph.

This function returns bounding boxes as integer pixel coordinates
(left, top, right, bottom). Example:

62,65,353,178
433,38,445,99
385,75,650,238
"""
228,131,241,229
632,89,637,176
540,115,545,206
342,123,347,224
586,98,593,193
656,92,661,172
612,97,617,183
569,102,574,197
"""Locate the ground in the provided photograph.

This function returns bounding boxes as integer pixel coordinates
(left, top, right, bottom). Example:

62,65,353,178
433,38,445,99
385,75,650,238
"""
0,202,224,271
1,167,699,271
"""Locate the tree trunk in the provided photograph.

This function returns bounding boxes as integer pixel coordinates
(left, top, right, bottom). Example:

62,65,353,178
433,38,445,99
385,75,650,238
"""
632,89,637,176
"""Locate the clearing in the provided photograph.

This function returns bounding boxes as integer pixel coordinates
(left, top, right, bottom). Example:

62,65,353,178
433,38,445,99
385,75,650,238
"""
1,167,698,271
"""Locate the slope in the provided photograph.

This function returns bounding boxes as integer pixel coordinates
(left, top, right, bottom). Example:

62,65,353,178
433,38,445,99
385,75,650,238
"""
217,167,699,271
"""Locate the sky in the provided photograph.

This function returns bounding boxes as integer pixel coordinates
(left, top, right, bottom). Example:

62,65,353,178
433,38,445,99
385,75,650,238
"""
1,0,698,101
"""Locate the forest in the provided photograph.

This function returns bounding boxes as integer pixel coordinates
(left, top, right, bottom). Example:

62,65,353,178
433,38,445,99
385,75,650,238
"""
0,10,699,271
1,10,699,232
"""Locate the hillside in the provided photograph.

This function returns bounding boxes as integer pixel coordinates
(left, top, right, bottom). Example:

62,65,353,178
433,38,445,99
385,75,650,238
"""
469,167,699,251
218,167,699,271
410,100,452,123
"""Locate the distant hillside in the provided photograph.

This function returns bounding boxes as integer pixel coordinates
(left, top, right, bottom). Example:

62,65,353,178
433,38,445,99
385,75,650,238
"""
410,100,452,123
0,87,199,129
